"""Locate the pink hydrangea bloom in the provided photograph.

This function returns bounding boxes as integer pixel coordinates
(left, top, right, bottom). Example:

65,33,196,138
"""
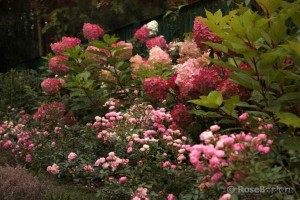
41,78,62,95
217,79,250,100
170,103,193,128
111,41,133,58
130,54,153,78
68,152,77,162
82,23,105,41
33,102,66,121
193,16,222,47
189,65,222,97
175,58,201,87
146,35,167,49
50,37,81,54
47,164,59,175
48,55,69,76
85,46,110,65
142,76,169,101
148,46,172,65
50,42,65,55
177,39,200,63
62,36,81,47
134,25,149,43
176,58,221,98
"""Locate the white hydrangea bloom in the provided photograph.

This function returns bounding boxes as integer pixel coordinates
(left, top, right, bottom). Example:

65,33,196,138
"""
146,20,159,36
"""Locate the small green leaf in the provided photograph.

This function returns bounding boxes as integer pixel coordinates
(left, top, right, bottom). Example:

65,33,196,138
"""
189,110,222,118
278,135,300,151
230,72,260,90
276,112,300,128
278,92,300,103
203,41,228,53
210,91,223,106
189,91,223,109
256,0,281,14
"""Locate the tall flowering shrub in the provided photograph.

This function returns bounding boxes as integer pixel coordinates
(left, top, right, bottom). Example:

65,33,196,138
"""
42,23,139,122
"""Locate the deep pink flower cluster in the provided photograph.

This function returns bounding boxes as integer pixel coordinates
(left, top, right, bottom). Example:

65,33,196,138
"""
41,78,62,95
134,25,149,43
82,23,105,41
170,103,193,128
146,35,167,50
193,16,222,47
173,58,247,99
142,77,169,101
217,79,250,100
190,66,222,97
50,36,81,54
48,55,69,76
239,62,251,71
33,102,66,121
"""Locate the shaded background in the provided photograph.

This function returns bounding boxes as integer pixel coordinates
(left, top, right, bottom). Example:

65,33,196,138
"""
0,0,229,71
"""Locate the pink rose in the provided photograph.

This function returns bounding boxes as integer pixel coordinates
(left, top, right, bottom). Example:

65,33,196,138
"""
219,193,231,200
118,176,127,184
68,152,77,162
167,194,175,200
239,112,249,121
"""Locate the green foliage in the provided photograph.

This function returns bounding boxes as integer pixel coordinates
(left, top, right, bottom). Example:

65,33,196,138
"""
50,35,137,122
189,1,300,198
0,69,44,114
194,0,300,131
189,91,223,109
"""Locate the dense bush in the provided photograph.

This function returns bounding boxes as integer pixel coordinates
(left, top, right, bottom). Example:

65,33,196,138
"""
0,69,44,114
0,165,46,200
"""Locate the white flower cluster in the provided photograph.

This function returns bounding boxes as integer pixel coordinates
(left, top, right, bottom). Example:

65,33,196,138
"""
146,20,159,37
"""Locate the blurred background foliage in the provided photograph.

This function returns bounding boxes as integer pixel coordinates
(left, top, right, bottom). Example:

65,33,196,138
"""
0,0,196,70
